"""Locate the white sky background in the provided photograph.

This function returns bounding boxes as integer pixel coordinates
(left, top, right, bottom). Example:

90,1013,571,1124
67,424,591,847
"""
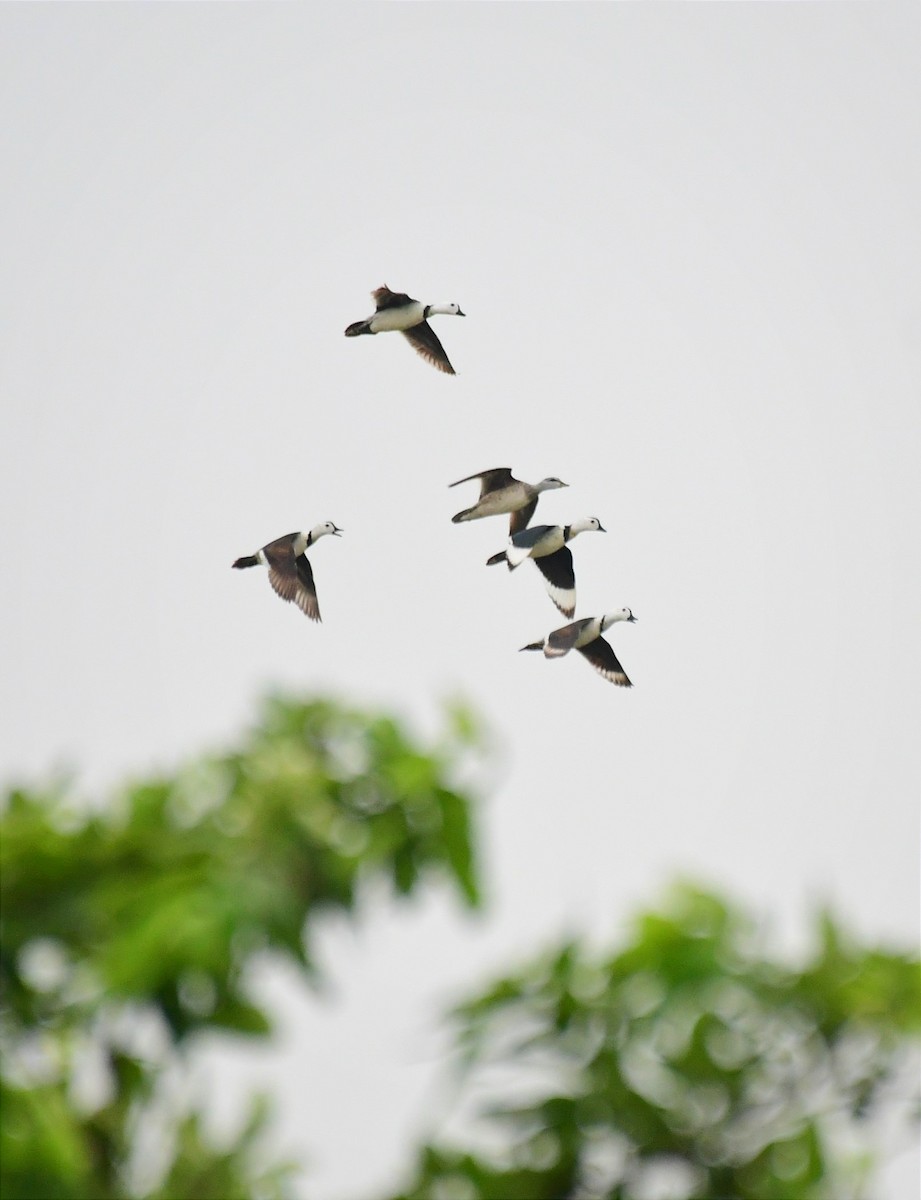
1,5,919,1198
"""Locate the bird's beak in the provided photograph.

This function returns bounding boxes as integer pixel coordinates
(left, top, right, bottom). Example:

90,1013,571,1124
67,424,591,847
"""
457,308,466,317
332,526,343,536
628,614,637,622
598,524,607,533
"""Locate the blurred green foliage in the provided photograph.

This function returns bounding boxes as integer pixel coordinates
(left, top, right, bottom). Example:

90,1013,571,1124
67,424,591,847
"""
2,698,919,1200
0,696,484,1200
386,885,920,1200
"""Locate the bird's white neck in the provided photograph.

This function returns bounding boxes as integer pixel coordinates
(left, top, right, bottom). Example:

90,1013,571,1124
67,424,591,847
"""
567,518,596,538
602,610,632,631
306,524,331,547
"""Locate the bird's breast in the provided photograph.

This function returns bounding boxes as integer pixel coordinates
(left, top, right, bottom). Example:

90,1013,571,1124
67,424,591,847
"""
369,302,425,333
532,528,565,557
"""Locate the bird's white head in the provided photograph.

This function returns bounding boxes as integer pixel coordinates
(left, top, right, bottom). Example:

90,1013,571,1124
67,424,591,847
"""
429,302,465,317
570,517,606,536
602,608,637,630
535,477,569,493
308,521,343,544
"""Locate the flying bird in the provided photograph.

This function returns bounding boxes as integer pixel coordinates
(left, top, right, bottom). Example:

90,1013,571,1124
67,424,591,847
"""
345,285,465,374
520,609,637,686
232,522,342,622
449,468,568,535
486,517,605,617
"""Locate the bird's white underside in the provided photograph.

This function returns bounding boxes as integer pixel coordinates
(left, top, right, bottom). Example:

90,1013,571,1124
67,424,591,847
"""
369,302,425,332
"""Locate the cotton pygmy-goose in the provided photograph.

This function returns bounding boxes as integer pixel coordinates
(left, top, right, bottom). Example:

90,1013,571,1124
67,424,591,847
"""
344,285,465,375
232,522,342,622
520,609,637,686
449,468,568,534
485,518,605,618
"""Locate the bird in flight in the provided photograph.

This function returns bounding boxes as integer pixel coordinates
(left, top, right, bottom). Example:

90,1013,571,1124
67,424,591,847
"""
232,522,342,622
345,285,465,374
449,467,568,534
486,517,606,617
520,609,637,686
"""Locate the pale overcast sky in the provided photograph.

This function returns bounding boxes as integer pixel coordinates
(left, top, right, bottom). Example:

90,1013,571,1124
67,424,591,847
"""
1,5,918,1198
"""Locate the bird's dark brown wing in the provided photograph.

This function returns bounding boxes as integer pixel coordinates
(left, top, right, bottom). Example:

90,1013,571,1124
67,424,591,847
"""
509,499,537,535
577,636,632,686
533,547,576,617
402,321,455,374
262,538,299,605
544,619,591,658
372,285,414,310
449,468,515,493
293,554,321,622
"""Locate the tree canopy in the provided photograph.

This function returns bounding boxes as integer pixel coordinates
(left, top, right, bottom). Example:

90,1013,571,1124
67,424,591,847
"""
387,885,920,1200
1,696,918,1200
1,697,482,1200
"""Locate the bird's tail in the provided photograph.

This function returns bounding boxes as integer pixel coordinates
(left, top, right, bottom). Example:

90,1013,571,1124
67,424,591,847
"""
232,555,259,569
505,543,533,571
485,550,506,566
519,640,545,652
344,320,372,337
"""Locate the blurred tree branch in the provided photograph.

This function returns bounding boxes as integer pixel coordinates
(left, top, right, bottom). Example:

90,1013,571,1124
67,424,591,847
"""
383,884,920,1200
1,696,486,1200
3,698,918,1200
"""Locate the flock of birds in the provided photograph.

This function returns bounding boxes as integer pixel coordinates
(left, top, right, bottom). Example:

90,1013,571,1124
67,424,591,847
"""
233,285,638,687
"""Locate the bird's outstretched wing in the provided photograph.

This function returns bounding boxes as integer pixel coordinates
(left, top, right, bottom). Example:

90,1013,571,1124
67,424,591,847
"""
509,500,537,535
261,537,321,621
294,554,321,622
402,321,456,374
448,468,516,495
263,539,300,606
533,547,576,617
544,619,592,658
372,285,414,310
578,637,632,686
